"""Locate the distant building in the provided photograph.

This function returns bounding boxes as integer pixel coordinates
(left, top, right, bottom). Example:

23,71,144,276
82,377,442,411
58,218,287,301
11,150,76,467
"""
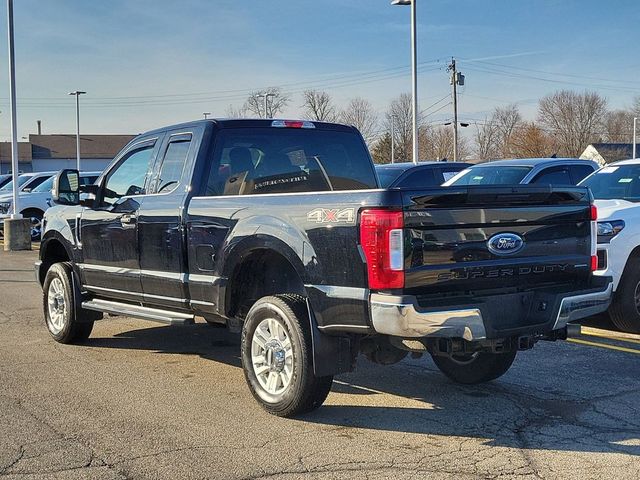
0,134,135,174
580,143,639,166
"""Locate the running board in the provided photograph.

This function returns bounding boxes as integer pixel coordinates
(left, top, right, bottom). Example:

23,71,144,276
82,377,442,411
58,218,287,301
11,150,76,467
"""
82,299,195,326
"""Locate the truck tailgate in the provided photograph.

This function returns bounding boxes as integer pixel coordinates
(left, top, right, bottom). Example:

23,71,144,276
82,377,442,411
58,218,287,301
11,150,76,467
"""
401,186,594,295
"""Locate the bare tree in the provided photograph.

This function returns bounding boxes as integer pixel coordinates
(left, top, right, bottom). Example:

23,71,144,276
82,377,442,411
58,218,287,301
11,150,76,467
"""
301,90,337,122
243,88,291,118
225,103,248,118
421,126,470,160
509,122,556,158
340,97,379,146
633,96,640,117
493,104,522,156
538,90,608,157
474,118,500,160
385,93,419,162
604,110,635,143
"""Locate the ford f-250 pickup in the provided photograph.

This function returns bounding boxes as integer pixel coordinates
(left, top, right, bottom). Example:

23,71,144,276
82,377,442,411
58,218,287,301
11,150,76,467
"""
36,119,612,417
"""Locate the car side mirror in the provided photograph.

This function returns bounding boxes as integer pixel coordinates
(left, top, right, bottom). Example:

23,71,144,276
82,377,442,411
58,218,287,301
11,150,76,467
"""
51,169,80,205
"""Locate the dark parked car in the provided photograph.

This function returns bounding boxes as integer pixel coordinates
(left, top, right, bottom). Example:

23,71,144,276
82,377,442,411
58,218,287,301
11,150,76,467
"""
444,158,599,187
376,161,471,188
37,119,611,417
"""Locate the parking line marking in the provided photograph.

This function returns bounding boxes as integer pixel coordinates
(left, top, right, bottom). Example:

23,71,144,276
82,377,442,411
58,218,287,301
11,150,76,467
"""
568,338,640,355
581,326,640,345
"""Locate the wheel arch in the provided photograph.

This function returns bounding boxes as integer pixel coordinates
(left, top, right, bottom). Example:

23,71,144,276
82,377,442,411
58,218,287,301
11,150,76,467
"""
39,233,74,286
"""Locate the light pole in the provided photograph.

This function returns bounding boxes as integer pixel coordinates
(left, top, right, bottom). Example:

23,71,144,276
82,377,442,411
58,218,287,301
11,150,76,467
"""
68,91,86,171
257,93,276,118
634,117,638,160
6,0,20,220
203,112,211,119
392,0,419,165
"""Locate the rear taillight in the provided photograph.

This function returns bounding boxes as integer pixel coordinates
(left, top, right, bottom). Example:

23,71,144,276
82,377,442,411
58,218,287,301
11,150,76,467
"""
590,204,598,271
360,209,404,289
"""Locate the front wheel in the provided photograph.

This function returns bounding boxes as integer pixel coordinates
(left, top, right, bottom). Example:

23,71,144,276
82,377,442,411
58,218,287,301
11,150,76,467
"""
431,350,517,385
608,257,640,333
241,295,333,417
43,262,94,343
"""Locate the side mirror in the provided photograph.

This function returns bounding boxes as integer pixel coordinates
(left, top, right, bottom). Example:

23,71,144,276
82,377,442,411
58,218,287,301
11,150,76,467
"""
51,169,80,205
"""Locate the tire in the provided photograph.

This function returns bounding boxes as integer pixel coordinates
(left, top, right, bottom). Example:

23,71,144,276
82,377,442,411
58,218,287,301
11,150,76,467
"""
43,262,94,344
241,294,333,417
431,350,517,385
22,209,44,242
609,257,640,333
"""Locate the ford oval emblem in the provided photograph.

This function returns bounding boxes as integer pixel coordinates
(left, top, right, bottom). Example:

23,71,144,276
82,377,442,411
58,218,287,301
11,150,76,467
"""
487,233,524,256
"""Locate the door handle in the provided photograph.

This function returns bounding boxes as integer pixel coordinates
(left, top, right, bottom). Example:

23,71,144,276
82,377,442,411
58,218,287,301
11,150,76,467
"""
120,214,137,228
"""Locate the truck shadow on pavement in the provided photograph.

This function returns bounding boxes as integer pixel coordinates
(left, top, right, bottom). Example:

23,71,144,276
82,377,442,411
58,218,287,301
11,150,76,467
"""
86,322,640,456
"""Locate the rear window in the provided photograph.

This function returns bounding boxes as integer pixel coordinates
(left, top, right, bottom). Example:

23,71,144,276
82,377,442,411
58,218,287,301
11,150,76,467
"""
446,166,532,186
203,127,377,196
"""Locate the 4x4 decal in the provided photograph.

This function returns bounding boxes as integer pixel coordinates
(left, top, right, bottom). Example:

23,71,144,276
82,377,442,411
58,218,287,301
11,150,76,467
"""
307,208,355,224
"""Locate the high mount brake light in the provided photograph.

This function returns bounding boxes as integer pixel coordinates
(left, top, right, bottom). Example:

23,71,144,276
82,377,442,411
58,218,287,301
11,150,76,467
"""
359,209,404,290
271,120,316,129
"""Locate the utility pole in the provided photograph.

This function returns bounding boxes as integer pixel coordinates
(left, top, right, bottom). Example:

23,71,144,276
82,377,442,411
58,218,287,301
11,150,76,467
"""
447,57,464,162
203,112,211,119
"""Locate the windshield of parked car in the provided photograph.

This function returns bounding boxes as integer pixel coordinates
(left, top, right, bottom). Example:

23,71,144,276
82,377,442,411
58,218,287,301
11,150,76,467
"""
445,166,532,186
581,164,640,202
32,176,54,193
376,167,407,187
0,175,31,192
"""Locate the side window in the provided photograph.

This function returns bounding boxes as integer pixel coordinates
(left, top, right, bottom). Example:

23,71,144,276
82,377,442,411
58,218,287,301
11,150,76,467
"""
399,169,436,188
154,137,191,194
24,175,50,191
530,167,572,185
103,145,154,205
568,165,595,184
80,176,98,186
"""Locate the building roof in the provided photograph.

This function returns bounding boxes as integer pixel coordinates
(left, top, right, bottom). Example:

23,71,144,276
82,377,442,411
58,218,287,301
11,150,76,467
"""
581,143,639,164
29,134,136,159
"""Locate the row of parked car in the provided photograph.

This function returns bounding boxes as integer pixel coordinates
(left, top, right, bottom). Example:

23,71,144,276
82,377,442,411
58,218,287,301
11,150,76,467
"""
0,171,99,240
376,156,640,334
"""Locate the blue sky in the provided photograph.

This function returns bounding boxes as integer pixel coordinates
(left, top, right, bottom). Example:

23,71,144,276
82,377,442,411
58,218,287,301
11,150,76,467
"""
0,0,638,141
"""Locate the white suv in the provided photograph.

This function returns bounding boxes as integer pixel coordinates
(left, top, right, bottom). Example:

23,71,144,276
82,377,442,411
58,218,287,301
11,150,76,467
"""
0,172,99,240
581,159,640,332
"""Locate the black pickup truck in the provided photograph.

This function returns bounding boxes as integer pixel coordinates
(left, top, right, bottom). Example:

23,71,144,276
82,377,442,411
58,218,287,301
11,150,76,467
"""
37,119,612,417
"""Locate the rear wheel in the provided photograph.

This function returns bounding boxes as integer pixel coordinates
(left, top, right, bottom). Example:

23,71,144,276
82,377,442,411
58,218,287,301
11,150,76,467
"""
241,295,333,417
609,257,640,333
43,262,95,343
431,350,517,384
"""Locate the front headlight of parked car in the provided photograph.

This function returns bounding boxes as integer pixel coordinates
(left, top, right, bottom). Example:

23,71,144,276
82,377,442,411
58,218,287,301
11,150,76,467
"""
597,220,625,243
0,201,11,214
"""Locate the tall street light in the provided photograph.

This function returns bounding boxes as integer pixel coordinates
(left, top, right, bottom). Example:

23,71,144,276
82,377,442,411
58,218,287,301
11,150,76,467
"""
392,0,419,164
6,0,20,219
68,91,86,171
634,117,638,160
257,93,276,119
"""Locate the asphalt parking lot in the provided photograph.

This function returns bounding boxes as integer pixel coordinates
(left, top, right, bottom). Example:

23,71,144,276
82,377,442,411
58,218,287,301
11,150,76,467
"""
1,249,639,480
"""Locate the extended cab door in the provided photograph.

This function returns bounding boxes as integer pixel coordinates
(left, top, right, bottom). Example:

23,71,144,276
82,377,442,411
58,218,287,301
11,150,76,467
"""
79,137,162,301
137,127,201,309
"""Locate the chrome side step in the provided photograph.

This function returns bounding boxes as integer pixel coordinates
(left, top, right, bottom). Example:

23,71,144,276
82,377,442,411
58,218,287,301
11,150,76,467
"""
82,299,195,326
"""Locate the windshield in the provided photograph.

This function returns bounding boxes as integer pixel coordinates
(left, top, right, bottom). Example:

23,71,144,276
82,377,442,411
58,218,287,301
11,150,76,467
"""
0,175,31,192
376,167,407,187
581,164,640,202
446,166,532,186
32,176,54,193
